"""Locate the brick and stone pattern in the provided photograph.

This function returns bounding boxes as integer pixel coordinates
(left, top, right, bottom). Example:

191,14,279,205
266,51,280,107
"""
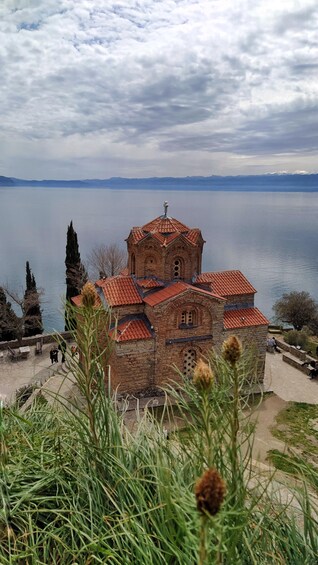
127,235,203,281
222,325,268,382
225,294,255,307
92,211,269,394
109,339,155,394
145,291,225,386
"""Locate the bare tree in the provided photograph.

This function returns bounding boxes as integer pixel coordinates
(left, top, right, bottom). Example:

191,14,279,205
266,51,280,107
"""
1,285,44,344
86,243,127,280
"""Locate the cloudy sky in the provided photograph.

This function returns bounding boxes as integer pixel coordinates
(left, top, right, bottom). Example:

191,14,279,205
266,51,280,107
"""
1,0,318,179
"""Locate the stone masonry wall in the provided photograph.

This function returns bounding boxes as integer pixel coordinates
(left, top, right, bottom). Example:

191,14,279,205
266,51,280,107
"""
222,325,268,382
224,294,255,307
128,235,202,281
146,291,225,386
111,304,144,321
109,339,155,394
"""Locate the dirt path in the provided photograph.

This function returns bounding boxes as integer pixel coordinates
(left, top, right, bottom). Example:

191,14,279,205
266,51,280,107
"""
251,350,318,462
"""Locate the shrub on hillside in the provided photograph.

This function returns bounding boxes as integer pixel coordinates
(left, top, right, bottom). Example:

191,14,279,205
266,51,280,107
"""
284,328,309,349
1,308,317,563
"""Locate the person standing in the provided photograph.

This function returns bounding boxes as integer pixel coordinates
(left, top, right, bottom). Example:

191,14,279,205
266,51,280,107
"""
58,340,67,364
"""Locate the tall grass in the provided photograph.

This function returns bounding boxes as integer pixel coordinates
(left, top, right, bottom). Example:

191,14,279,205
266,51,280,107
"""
1,298,317,563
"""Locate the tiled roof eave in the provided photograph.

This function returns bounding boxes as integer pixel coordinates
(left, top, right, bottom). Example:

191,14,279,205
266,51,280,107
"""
223,321,268,330
115,335,154,343
223,307,269,330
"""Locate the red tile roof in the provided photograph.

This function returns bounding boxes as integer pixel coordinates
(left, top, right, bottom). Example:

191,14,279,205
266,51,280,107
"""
128,215,203,248
151,232,165,244
186,228,202,244
110,318,153,342
144,282,189,306
164,232,180,245
142,216,190,234
71,295,82,306
195,270,256,297
130,227,145,243
143,281,223,306
99,276,143,306
137,278,165,289
71,294,101,307
223,308,269,329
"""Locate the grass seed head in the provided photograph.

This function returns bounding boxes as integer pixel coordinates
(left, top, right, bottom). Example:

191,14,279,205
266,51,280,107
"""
222,335,242,366
193,359,214,391
195,467,226,516
81,282,98,308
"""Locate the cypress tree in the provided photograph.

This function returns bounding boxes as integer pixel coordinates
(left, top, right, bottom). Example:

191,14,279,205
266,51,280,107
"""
65,221,87,329
24,261,43,337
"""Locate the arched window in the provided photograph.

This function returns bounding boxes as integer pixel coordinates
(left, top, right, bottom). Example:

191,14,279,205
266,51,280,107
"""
173,257,183,279
174,259,181,278
183,349,197,377
131,253,136,275
180,310,196,327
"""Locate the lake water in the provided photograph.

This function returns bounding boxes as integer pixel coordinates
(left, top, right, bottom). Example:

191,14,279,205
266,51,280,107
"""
1,186,317,332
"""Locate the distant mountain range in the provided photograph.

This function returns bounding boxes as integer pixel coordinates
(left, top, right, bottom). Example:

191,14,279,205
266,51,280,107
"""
1,173,318,191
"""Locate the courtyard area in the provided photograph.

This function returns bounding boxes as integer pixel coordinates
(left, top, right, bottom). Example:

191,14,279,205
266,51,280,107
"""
0,344,317,463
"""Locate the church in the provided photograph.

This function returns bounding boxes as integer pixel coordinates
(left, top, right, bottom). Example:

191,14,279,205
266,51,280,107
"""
77,203,269,394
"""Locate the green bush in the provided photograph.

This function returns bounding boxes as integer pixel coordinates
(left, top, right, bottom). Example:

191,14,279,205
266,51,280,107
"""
1,306,317,564
284,328,309,349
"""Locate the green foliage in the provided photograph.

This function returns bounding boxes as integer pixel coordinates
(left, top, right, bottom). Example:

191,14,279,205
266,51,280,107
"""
284,328,309,349
23,261,43,337
65,220,87,330
307,338,318,358
268,450,318,491
1,315,318,563
270,402,318,465
273,291,318,331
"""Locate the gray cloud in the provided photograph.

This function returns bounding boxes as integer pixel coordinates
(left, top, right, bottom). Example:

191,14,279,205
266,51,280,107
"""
1,0,318,177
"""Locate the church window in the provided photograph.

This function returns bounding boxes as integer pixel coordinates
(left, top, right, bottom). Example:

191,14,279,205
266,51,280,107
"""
173,258,182,278
183,349,197,377
180,310,196,327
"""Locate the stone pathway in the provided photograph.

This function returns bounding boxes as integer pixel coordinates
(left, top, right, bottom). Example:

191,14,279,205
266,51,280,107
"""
264,349,318,403
0,343,71,405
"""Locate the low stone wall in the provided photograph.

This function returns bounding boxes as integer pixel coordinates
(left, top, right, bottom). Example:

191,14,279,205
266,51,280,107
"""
275,338,307,360
274,338,289,352
282,354,309,375
0,331,73,351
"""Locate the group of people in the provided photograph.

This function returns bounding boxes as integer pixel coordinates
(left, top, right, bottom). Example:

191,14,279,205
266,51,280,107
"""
49,342,78,365
49,341,67,364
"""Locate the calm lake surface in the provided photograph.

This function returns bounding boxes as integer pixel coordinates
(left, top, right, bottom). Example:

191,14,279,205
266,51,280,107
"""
1,186,317,332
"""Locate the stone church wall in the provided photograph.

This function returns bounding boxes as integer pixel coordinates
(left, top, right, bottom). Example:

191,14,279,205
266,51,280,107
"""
145,292,225,386
222,325,268,382
224,293,255,307
109,338,155,394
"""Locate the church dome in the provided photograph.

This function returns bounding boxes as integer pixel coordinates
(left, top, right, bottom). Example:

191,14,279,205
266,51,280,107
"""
126,202,204,281
142,215,190,235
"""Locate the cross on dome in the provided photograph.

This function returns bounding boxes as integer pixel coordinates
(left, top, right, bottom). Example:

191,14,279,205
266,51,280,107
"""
163,201,168,218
